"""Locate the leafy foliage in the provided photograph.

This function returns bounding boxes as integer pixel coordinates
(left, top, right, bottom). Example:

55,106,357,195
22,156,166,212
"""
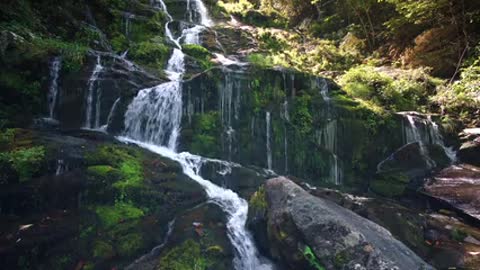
0,146,45,181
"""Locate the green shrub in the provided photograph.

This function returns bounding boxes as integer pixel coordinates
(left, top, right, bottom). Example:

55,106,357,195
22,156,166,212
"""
247,53,273,68
258,31,288,52
340,65,435,111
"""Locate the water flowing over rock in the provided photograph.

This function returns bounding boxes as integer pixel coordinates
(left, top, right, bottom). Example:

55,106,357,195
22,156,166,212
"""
121,1,274,269
47,57,62,119
261,177,434,270
401,112,456,164
84,55,104,129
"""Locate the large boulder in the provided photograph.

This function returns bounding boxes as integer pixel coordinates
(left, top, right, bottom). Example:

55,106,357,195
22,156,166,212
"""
262,177,433,270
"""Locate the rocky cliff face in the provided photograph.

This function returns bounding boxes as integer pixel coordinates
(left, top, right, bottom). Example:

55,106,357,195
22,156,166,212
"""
251,177,433,270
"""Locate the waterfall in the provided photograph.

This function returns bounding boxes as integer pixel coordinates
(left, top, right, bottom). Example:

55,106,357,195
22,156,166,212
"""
317,77,329,102
55,159,67,175
124,81,183,150
122,2,274,269
403,113,456,165
124,12,134,38
282,100,289,173
47,57,62,119
101,97,120,130
266,111,272,171
317,120,342,185
84,55,103,128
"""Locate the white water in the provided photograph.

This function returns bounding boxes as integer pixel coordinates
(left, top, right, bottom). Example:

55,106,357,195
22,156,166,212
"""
122,2,274,268
85,55,103,128
403,113,456,166
317,120,342,185
101,97,121,131
47,57,62,119
282,100,289,173
55,159,67,175
317,77,330,102
266,111,272,171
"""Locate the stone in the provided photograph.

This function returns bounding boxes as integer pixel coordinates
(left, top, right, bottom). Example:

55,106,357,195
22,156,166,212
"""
423,164,480,222
458,141,480,166
263,177,433,270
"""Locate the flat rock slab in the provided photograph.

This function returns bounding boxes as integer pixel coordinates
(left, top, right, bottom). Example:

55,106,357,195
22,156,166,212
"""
424,164,480,221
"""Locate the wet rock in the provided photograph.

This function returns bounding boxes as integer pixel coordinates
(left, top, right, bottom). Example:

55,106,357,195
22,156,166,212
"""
373,142,450,197
57,53,162,129
0,129,207,269
423,164,480,222
262,177,433,270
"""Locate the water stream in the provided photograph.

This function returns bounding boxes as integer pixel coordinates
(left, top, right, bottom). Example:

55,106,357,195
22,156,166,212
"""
84,55,103,128
47,57,62,119
122,1,274,269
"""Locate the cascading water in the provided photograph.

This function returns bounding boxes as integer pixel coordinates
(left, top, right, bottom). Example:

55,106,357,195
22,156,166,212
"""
85,55,103,128
122,1,274,269
403,113,456,166
266,111,273,171
317,120,342,185
101,97,120,130
47,57,62,119
282,100,289,173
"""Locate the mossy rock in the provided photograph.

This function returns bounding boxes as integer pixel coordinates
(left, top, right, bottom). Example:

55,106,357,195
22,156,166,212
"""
370,172,410,197
93,240,115,260
95,203,144,228
157,239,211,270
116,233,144,257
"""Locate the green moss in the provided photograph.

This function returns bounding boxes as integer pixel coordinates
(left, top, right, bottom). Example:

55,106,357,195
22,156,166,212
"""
451,228,468,242
95,203,144,228
303,245,325,270
190,112,221,157
183,44,213,70
0,146,45,181
130,40,169,68
87,165,115,177
158,239,211,270
334,251,348,268
32,38,88,72
86,145,144,192
0,129,15,151
249,186,267,212
117,233,144,257
370,172,410,197
93,241,115,259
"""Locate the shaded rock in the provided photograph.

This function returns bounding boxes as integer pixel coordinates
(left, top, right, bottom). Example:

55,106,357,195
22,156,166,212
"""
373,142,450,197
458,140,480,166
263,177,433,270
423,164,480,222
57,53,162,129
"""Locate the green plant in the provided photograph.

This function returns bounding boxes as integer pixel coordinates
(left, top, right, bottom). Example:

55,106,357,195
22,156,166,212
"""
303,245,325,270
2,146,45,181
